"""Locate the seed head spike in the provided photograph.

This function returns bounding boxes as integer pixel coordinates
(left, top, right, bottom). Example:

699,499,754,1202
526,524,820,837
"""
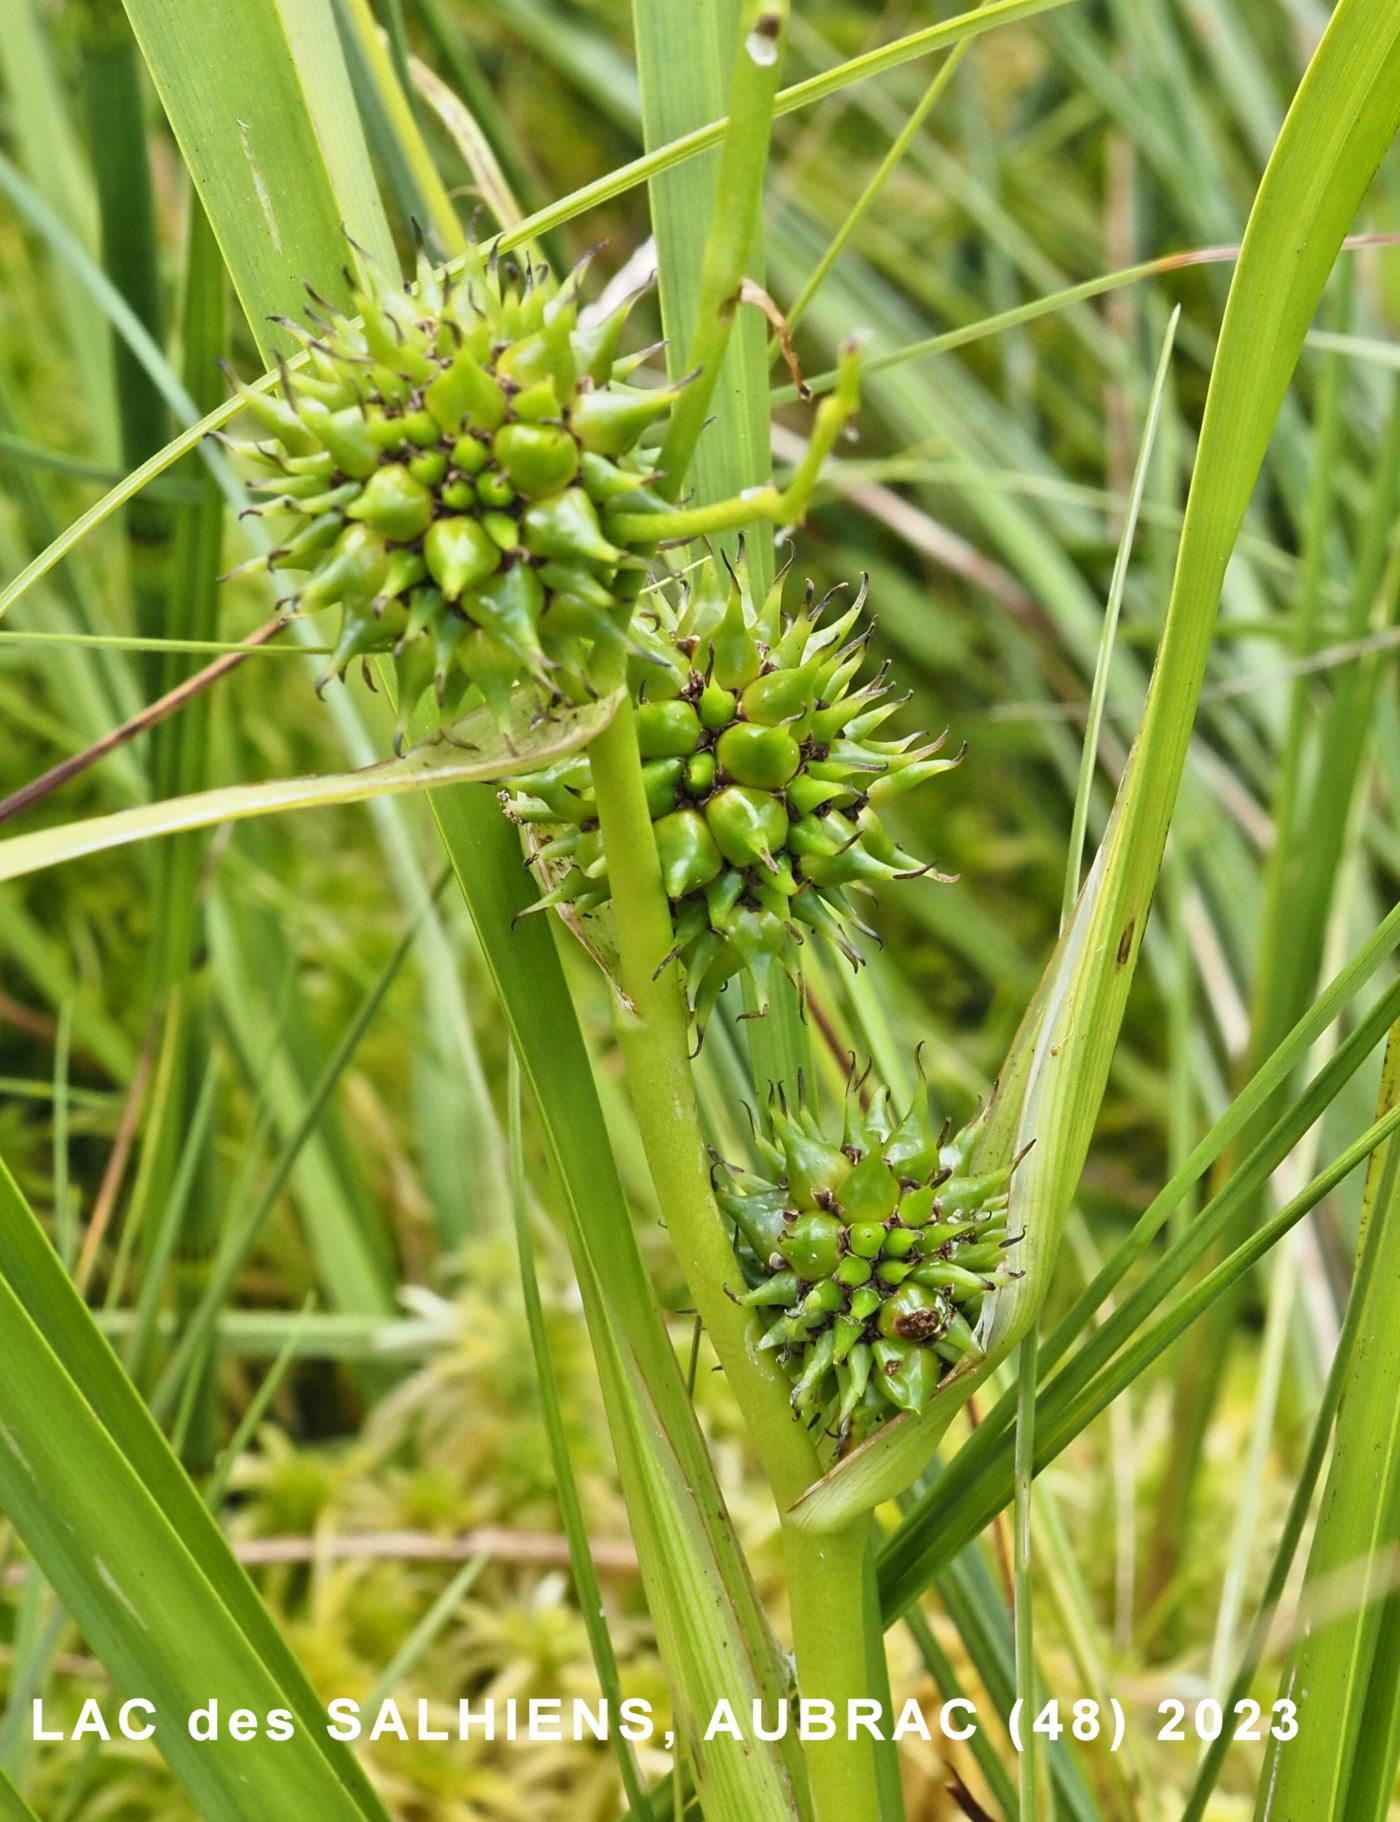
704,1077,996,1446
223,233,703,730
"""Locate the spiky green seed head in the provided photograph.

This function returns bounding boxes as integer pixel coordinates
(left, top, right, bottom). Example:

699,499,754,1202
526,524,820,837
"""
223,242,682,746
501,553,963,1026
720,1082,1014,1448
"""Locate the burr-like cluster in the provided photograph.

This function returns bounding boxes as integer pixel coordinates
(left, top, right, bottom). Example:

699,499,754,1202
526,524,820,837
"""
718,1084,1018,1448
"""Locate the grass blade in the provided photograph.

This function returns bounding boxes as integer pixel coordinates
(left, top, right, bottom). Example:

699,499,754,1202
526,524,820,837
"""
881,961,1400,1614
427,781,809,1820
1061,307,1179,925
1183,1028,1400,1817
0,1764,41,1822
507,1054,654,1821
639,0,776,524
0,691,620,886
332,0,467,256
120,0,395,337
1254,1021,1400,1819
789,0,1400,1534
0,1160,391,1822
0,0,119,460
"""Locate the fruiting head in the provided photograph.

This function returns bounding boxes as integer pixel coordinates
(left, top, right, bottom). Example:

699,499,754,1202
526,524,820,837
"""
720,1079,1016,1448
503,553,963,1027
223,241,682,745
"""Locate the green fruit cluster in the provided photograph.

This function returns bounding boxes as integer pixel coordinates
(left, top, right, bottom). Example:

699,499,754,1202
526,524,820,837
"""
502,557,961,1025
224,243,682,744
718,1085,1016,1448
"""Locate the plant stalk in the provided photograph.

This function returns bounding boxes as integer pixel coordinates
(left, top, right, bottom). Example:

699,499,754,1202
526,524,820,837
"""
653,0,791,502
620,4,887,1808
586,674,816,1501
588,665,888,1821
611,344,860,546
784,1523,886,1822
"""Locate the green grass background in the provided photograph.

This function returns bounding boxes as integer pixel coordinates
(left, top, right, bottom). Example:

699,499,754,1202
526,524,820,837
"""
2,0,1400,1817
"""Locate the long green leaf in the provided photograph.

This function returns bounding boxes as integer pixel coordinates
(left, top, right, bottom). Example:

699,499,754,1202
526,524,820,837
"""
0,1162,390,1822
1183,1048,1400,1820
1255,1024,1400,1820
507,1058,653,1821
0,691,620,886
790,0,1400,1531
880,956,1400,1617
119,0,395,339
637,0,773,522
427,781,808,1821
0,1763,40,1822
333,0,466,258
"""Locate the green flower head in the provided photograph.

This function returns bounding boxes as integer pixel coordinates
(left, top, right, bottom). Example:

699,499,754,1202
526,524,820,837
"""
223,240,682,745
503,552,963,1028
719,1078,1021,1449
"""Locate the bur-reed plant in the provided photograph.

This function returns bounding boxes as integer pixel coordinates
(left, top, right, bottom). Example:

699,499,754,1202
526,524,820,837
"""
2,0,1400,1819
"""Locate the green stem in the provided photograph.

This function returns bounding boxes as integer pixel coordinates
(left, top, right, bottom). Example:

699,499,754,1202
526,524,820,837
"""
587,676,815,1499
655,0,791,499
588,669,886,1822
784,1523,886,1822
778,24,977,345
615,344,861,544
604,12,876,1809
